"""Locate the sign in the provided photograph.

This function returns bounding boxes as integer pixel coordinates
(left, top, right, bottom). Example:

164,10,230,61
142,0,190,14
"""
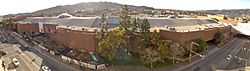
38,22,44,33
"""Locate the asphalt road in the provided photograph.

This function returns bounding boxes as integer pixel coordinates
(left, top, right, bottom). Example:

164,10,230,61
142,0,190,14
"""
224,40,250,70
180,38,249,71
8,31,82,71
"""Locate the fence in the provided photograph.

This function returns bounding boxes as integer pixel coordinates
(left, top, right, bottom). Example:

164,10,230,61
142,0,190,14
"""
15,31,107,70
61,55,106,69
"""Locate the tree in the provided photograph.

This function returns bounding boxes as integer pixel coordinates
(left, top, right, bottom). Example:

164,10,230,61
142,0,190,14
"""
140,19,151,48
150,30,160,46
3,18,14,30
96,28,126,61
118,5,140,49
96,14,108,42
118,5,132,47
141,47,161,69
195,39,207,52
157,40,171,59
129,18,139,49
215,33,224,45
119,5,131,34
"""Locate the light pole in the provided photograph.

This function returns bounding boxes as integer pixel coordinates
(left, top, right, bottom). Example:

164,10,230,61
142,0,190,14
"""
235,56,248,69
189,42,200,62
189,42,206,62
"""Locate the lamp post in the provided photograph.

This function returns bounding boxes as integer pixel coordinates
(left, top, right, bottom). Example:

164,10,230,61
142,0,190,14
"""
235,56,248,69
189,42,200,62
189,42,206,62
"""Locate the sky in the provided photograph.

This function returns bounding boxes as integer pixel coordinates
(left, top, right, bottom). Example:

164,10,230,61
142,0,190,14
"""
1,0,250,16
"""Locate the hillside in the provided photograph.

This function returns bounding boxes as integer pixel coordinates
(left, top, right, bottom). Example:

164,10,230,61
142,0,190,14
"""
32,2,154,14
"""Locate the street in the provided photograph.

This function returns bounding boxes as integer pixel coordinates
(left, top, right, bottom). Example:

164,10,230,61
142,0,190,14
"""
180,38,250,71
8,30,82,71
0,26,82,71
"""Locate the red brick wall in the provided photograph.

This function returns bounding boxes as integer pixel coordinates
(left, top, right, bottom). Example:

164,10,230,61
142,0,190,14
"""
160,26,231,47
43,24,57,33
49,29,97,52
17,24,39,33
16,23,57,34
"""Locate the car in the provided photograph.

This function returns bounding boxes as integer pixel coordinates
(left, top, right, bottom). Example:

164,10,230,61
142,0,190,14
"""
12,58,19,67
42,65,51,71
226,55,232,60
243,48,246,50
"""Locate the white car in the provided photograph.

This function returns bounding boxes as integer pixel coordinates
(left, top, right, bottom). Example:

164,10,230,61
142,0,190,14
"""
42,65,51,71
12,58,20,67
226,55,232,60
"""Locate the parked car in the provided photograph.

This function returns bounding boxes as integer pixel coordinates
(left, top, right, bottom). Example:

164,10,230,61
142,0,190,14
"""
226,55,232,60
12,58,19,67
42,65,51,71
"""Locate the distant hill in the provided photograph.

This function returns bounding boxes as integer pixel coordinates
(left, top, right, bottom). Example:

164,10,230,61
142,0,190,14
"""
32,2,154,14
200,9,250,16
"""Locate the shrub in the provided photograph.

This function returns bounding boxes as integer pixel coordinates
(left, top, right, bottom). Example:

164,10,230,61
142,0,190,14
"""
195,39,207,52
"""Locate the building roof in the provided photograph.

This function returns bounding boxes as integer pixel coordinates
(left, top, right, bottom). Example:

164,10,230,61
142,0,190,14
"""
22,17,98,28
21,16,224,32
219,20,239,25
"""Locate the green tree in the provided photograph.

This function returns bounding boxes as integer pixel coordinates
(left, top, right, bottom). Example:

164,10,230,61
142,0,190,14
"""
150,30,160,46
118,5,139,49
215,33,224,44
97,28,126,61
96,14,108,41
140,19,151,48
119,5,131,34
157,40,171,58
195,39,207,52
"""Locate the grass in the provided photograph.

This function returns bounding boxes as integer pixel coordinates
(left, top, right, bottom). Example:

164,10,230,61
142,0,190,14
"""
152,59,173,68
110,52,143,66
144,58,173,69
110,53,173,69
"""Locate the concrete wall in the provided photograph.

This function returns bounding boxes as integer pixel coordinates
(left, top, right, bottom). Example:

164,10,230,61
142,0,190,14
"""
49,29,97,52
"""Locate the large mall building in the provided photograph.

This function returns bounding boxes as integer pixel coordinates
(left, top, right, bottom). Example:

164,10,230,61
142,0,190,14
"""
14,13,232,52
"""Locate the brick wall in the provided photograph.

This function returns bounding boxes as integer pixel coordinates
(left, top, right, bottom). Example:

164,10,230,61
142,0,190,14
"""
160,26,231,48
16,23,57,34
49,29,97,52
17,24,39,33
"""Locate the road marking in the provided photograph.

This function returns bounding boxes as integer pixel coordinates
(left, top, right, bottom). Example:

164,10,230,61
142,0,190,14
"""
18,55,34,71
21,54,40,70
218,39,247,68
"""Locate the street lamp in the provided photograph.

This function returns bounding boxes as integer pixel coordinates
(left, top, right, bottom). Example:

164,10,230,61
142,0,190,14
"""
189,42,199,62
235,56,248,69
189,42,205,62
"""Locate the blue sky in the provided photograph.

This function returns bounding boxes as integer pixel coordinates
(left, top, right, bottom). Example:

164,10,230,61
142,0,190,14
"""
1,0,250,15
